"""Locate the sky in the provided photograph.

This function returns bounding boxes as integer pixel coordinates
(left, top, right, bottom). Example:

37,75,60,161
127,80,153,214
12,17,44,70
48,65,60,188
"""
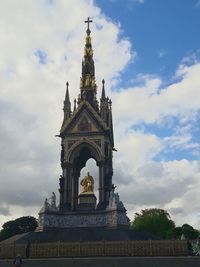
0,0,200,230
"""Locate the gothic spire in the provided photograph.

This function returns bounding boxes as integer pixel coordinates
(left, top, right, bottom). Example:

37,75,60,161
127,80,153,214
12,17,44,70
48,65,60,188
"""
108,99,114,148
63,81,71,120
65,82,70,102
100,79,109,123
80,17,98,110
101,79,106,100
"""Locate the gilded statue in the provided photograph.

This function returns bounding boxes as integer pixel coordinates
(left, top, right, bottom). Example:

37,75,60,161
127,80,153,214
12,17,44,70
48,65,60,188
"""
80,172,94,193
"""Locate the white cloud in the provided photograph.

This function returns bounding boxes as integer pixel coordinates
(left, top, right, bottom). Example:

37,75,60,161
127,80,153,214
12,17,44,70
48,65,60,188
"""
158,49,167,58
112,62,200,129
130,0,144,4
111,60,200,227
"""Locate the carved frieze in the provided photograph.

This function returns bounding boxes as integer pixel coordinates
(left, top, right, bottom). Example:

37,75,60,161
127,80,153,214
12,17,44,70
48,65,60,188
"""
38,209,129,229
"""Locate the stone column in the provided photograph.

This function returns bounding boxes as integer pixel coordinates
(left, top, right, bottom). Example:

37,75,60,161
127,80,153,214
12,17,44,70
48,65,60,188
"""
61,162,72,211
71,168,80,211
97,160,105,208
103,161,113,204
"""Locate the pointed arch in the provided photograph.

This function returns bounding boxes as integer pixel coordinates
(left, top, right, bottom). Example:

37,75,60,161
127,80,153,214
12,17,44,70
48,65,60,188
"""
68,139,102,168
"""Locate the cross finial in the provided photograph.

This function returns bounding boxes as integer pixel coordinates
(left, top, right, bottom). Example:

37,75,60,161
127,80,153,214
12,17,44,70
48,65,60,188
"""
85,17,92,31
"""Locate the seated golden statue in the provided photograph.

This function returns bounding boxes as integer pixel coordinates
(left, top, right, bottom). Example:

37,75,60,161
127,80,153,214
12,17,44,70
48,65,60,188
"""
80,172,94,193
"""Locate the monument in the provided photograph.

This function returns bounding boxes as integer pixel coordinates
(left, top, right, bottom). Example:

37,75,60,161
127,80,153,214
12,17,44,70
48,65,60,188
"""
37,17,129,233
0,18,189,265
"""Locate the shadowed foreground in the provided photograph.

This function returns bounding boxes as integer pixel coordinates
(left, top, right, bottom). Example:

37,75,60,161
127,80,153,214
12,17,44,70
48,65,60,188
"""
1,257,200,267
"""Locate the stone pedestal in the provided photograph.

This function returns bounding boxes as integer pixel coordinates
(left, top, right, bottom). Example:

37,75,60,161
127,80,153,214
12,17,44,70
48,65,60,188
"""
37,188,129,231
78,192,97,210
37,208,129,231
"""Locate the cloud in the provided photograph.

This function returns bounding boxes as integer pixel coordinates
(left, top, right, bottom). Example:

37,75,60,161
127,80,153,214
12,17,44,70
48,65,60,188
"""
158,49,167,58
138,0,144,3
0,207,10,216
116,159,200,227
112,62,200,129
194,0,200,8
110,59,200,227
109,0,144,4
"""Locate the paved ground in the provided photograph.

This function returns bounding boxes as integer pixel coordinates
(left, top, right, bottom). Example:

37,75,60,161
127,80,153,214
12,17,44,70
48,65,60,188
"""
1,256,200,267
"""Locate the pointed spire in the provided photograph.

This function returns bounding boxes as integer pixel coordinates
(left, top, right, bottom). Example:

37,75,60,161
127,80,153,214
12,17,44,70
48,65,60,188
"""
82,17,94,77
101,79,106,100
108,106,114,148
79,18,98,110
65,82,70,102
63,81,71,121
100,80,109,123
73,99,77,112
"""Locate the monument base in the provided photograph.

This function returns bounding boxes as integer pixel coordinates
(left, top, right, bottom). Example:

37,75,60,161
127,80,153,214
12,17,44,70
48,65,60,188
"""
37,187,130,232
78,192,97,210
37,208,129,232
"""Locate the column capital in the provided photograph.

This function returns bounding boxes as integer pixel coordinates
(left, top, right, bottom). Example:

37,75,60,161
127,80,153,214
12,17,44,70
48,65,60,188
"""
97,160,105,167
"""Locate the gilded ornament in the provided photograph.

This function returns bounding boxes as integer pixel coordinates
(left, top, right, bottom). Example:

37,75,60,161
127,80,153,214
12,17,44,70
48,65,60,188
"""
80,172,94,193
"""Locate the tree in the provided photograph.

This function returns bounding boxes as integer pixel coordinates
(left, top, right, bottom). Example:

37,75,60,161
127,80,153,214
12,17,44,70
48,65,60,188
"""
166,224,199,240
131,208,175,239
166,226,182,239
181,224,199,239
0,216,37,241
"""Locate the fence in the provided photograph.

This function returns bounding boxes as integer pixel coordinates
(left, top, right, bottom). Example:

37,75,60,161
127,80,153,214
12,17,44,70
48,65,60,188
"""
0,240,188,258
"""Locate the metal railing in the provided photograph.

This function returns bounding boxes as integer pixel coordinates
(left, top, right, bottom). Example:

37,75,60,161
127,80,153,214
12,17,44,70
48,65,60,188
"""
0,240,188,259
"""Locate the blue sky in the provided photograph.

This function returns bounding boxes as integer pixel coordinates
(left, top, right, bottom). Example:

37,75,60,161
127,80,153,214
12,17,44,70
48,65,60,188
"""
96,0,200,163
1,0,200,229
97,0,200,85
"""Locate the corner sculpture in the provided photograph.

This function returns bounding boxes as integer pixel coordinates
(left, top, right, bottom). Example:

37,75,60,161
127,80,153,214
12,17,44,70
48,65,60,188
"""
37,17,129,231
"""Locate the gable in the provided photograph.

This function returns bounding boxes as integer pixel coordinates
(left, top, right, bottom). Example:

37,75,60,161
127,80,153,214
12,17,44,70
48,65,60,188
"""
70,110,100,133
60,101,108,135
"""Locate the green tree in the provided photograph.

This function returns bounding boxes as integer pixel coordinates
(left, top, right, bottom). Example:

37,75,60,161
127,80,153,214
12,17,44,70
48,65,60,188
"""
181,224,199,239
166,226,182,239
131,208,175,239
0,216,37,241
166,224,199,240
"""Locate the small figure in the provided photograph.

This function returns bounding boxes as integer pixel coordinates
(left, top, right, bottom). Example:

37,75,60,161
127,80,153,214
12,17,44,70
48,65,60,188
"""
192,240,199,256
59,175,64,190
112,184,117,192
80,172,94,193
85,75,90,86
51,192,56,208
26,240,31,258
80,77,83,88
195,238,200,256
44,198,49,209
13,254,22,267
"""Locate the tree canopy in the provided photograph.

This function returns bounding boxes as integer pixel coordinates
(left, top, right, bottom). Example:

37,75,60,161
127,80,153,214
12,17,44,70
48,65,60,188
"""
131,208,200,240
0,216,37,241
167,224,199,240
131,208,175,239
